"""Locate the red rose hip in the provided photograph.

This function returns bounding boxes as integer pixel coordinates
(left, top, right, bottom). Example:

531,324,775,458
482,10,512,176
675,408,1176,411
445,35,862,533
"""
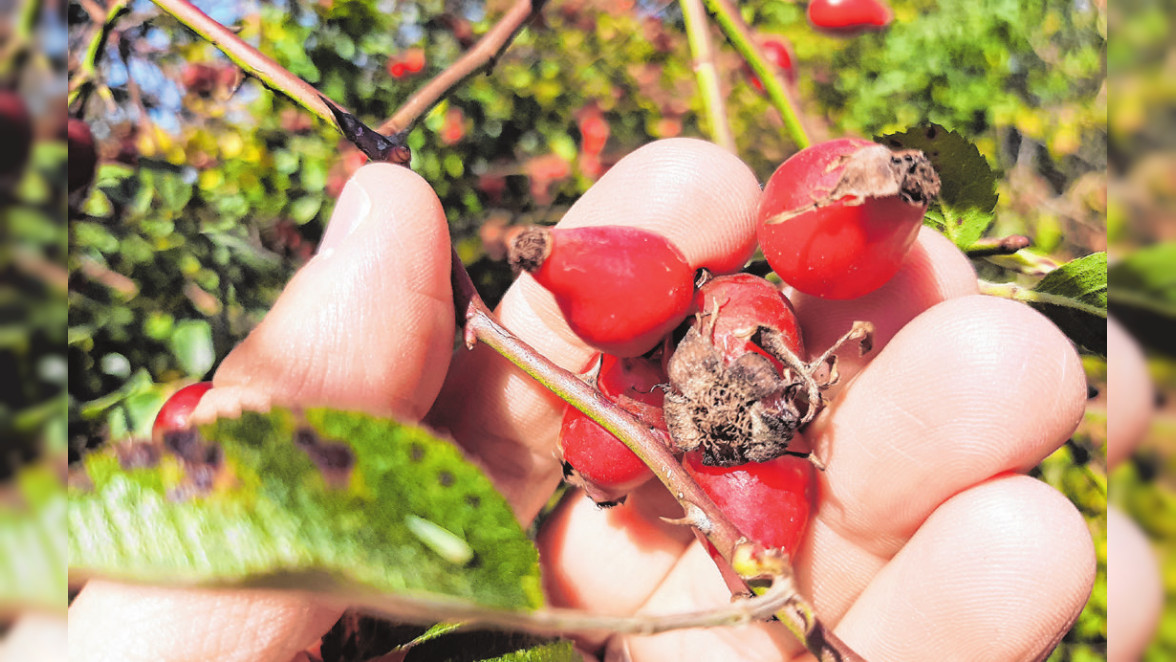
152,382,213,440
509,225,695,356
560,353,669,504
684,450,817,557
757,138,939,300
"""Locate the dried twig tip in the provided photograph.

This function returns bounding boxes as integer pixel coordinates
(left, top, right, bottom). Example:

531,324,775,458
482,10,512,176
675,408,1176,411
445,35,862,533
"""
507,226,552,273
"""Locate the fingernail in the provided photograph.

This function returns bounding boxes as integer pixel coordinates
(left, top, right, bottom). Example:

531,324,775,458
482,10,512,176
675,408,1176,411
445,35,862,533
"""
316,177,372,258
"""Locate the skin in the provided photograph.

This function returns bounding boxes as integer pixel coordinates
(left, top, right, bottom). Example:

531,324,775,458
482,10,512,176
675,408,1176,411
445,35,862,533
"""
68,139,1096,661
1106,317,1162,662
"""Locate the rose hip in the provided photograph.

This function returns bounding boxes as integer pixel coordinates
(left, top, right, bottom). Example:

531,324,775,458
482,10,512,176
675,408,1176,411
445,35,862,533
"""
509,225,695,357
757,138,939,300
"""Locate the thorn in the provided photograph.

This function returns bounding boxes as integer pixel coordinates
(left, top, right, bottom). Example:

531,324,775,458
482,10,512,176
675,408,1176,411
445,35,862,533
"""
661,503,712,533
321,95,411,166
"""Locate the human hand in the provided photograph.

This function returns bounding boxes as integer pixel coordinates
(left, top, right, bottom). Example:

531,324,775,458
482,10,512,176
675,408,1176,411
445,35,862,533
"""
67,139,1097,662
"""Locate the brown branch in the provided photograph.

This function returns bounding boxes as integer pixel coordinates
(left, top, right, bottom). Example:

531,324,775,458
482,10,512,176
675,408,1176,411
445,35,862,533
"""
449,249,861,660
149,0,407,163
149,0,344,129
378,0,548,135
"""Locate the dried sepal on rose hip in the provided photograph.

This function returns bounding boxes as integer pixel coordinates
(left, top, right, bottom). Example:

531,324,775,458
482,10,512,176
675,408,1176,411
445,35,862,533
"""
508,225,695,357
757,138,941,300
664,273,874,467
664,274,808,467
560,350,671,506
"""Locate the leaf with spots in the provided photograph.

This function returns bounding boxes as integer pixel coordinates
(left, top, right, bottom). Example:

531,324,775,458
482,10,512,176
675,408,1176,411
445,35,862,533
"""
68,408,543,612
876,124,999,250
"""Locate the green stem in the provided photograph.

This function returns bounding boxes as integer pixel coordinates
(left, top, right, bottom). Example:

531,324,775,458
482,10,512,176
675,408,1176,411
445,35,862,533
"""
680,0,735,152
978,279,1108,318
148,0,345,130
700,0,810,149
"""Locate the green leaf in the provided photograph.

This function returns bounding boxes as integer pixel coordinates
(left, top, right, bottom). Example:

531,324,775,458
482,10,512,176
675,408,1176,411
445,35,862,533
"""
69,408,543,611
289,196,323,224
876,124,999,249
0,464,68,612
480,641,579,662
1030,252,1108,355
168,320,215,378
1108,243,1176,319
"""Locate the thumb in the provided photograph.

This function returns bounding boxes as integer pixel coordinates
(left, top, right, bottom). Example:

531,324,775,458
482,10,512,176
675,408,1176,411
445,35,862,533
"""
196,163,454,423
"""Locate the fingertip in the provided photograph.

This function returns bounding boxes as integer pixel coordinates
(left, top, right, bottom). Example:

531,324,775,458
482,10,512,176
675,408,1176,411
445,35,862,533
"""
835,475,1095,662
815,295,1087,553
792,227,977,384
213,162,453,423
1107,317,1155,469
559,138,762,273
1108,505,1164,662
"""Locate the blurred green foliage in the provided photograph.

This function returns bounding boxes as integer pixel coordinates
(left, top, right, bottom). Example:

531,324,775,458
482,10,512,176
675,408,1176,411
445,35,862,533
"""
63,0,1110,656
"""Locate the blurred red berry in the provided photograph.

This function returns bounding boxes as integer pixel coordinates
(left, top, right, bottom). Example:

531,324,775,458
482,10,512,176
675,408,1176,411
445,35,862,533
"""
440,108,464,145
807,0,893,35
0,90,32,181
67,118,98,195
401,48,426,74
152,382,214,440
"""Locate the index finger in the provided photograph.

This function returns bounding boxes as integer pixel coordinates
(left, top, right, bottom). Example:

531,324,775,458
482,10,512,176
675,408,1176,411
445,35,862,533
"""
426,138,763,520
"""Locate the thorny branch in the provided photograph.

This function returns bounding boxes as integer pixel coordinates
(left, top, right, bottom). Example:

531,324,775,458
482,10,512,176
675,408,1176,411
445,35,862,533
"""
449,249,864,661
149,0,343,129
379,0,549,135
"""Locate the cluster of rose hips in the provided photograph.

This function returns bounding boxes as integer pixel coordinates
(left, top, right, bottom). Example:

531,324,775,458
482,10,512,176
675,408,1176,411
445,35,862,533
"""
512,138,939,558
152,138,938,564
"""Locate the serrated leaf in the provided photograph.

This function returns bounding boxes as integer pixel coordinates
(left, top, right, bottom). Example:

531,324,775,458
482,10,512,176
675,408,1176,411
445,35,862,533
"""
480,641,578,662
68,408,543,611
877,124,999,249
1031,252,1108,355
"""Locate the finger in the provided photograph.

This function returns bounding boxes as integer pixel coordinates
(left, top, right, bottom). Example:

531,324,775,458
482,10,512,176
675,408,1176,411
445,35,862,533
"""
0,612,66,662
1107,505,1163,662
427,138,763,521
794,295,1087,626
195,163,454,423
1107,317,1155,469
811,295,1086,555
613,476,1093,662
536,482,694,650
830,475,1095,661
606,541,794,662
71,164,454,662
790,227,977,391
67,582,340,662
